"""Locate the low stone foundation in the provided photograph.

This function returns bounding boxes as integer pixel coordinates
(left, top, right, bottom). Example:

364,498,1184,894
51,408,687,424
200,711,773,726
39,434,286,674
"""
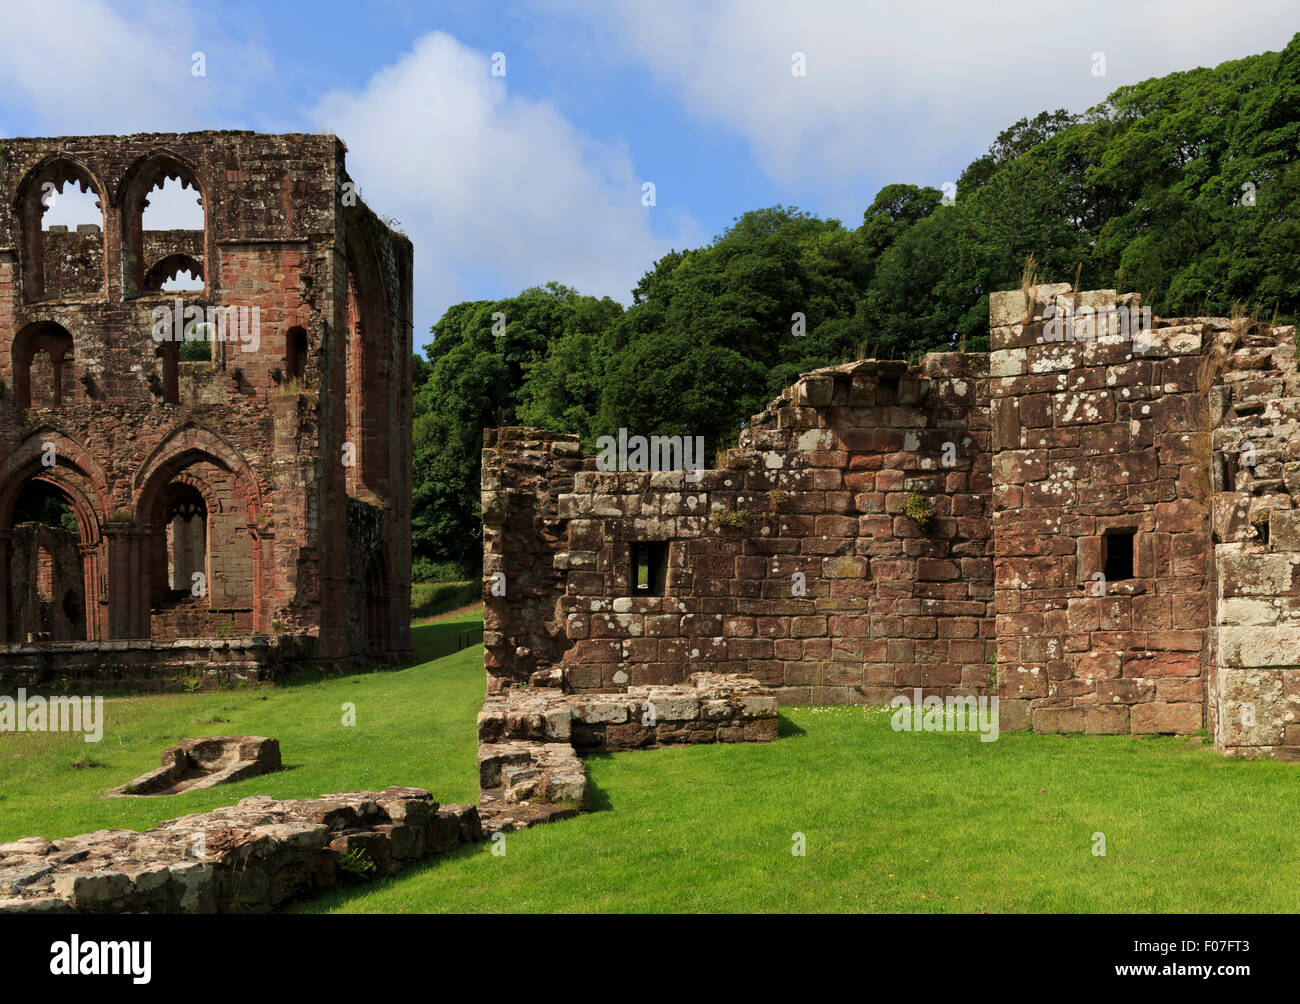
478,673,779,752
0,787,480,914
108,736,282,797
0,637,284,692
474,672,779,833
0,635,409,692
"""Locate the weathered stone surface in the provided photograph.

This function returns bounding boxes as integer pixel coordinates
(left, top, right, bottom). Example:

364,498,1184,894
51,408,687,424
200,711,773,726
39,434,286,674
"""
1131,703,1202,735
0,837,56,858
0,787,481,914
0,132,414,688
108,736,281,796
479,673,778,754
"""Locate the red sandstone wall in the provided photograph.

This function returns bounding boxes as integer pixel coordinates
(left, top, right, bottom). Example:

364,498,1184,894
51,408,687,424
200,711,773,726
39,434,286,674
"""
481,428,584,692
484,285,1290,744
483,353,995,704
0,132,412,676
987,286,1212,734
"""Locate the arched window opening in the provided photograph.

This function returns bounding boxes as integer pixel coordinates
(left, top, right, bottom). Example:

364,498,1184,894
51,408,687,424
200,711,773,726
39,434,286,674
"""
141,174,204,232
142,454,258,641
8,481,87,642
142,253,204,293
123,156,205,297
162,485,208,597
141,176,204,293
13,322,76,409
18,160,106,301
286,326,308,381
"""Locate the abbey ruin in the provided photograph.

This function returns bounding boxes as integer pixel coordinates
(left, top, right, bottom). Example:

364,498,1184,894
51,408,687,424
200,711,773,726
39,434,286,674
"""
0,131,413,686
484,285,1300,761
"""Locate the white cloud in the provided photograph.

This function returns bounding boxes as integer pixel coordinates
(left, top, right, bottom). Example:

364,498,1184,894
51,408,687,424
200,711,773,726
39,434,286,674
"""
311,31,703,338
550,0,1299,218
0,0,272,136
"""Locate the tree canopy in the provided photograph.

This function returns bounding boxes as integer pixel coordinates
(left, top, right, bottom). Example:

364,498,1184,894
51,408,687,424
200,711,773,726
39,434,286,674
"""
411,33,1300,575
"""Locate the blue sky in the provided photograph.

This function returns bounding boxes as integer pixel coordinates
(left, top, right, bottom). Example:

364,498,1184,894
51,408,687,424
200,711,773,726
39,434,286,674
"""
1,1,1295,346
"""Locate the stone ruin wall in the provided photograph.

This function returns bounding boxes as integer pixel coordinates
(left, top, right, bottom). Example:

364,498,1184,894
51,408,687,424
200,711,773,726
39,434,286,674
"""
0,131,414,687
1206,318,1300,758
9,522,84,641
987,285,1214,735
484,283,1300,761
483,352,996,703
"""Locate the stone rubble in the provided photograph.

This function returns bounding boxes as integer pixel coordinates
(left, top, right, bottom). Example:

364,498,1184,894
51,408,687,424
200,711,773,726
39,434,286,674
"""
0,787,480,914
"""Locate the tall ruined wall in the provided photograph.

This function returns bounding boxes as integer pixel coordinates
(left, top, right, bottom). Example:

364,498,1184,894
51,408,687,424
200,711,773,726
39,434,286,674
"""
986,285,1214,735
1207,320,1300,758
481,428,584,693
483,354,994,704
484,283,1300,761
0,131,412,681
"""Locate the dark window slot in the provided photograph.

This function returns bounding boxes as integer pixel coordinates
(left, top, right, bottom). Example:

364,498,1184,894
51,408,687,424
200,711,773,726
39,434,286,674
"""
1103,530,1135,582
629,541,669,596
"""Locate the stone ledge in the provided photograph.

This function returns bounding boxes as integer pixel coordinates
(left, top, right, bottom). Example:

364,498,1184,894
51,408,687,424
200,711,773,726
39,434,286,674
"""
477,741,588,807
478,672,779,752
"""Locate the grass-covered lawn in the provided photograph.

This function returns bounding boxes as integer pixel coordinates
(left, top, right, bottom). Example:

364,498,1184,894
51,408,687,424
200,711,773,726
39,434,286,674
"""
0,610,484,844
410,580,478,620
5,608,1300,912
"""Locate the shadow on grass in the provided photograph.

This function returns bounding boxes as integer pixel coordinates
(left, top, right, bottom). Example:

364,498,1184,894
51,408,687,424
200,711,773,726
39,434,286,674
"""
276,615,484,687
285,835,494,913
580,756,615,813
778,713,806,739
408,618,483,665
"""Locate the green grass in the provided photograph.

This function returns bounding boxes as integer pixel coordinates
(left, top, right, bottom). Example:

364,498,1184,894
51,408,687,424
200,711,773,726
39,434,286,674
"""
293,705,1300,913
0,612,484,843
6,612,1300,912
410,580,477,620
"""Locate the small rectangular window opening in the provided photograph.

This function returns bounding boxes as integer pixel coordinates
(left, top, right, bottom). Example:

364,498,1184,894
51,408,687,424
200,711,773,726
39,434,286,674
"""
629,541,668,596
1103,530,1135,582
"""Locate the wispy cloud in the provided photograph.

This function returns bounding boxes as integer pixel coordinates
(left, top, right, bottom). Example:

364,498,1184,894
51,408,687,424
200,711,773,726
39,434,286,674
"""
0,0,273,136
311,30,702,337
549,0,1299,218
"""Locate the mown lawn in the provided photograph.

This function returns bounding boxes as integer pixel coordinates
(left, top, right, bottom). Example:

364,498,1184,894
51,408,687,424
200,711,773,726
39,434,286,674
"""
5,609,1300,912
0,611,484,844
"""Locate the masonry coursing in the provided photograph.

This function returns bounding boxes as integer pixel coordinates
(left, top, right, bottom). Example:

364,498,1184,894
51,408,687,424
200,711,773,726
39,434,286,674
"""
0,131,413,685
484,283,1300,760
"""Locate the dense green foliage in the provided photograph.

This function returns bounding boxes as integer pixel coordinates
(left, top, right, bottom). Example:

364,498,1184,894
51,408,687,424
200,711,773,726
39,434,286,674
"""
413,35,1300,572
